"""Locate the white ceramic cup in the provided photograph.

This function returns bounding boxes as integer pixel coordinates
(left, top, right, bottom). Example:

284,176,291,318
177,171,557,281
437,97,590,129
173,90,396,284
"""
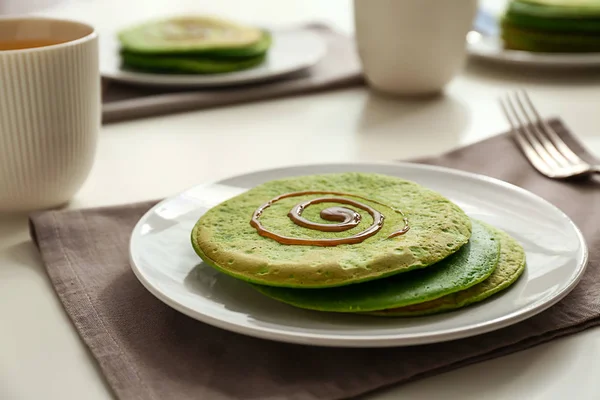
353,0,478,96
0,17,100,212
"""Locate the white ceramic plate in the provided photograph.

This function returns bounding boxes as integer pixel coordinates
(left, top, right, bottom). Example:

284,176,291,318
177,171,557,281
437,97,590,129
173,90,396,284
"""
129,162,588,347
100,29,326,87
467,31,600,67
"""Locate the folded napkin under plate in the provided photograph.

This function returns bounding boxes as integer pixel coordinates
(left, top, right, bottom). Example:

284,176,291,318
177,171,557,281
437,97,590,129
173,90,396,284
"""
29,119,600,400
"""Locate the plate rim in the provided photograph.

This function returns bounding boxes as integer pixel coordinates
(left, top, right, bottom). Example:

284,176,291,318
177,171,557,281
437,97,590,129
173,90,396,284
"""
101,28,326,88
467,33,600,67
129,160,589,347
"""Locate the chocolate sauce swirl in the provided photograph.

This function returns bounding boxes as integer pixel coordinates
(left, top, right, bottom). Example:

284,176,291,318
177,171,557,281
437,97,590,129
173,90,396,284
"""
250,191,409,247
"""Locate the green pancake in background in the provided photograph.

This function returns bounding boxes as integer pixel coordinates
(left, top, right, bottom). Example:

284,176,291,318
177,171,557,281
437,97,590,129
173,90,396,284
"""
118,16,271,57
508,0,600,19
252,220,499,312
504,2,600,34
191,172,472,288
370,224,526,317
502,0,600,52
120,52,267,74
501,23,600,52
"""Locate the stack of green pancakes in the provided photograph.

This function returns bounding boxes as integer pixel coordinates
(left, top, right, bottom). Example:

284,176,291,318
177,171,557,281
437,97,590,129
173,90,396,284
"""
502,0,600,52
117,16,272,74
191,173,526,317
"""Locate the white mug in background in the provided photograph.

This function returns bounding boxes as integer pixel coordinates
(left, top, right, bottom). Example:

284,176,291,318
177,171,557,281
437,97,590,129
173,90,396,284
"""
0,17,100,212
353,0,478,96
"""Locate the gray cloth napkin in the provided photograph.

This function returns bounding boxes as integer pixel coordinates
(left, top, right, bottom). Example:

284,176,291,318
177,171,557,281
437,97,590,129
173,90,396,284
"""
29,119,600,400
101,24,363,124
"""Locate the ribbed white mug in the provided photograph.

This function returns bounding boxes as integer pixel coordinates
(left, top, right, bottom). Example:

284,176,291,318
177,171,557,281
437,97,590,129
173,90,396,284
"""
0,17,100,212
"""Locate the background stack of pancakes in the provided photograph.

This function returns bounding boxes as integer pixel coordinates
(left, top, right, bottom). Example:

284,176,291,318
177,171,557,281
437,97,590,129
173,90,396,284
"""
117,16,271,74
502,0,600,52
191,173,526,317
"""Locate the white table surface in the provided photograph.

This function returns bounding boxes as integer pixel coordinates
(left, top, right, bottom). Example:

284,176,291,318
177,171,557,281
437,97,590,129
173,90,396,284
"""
2,0,600,399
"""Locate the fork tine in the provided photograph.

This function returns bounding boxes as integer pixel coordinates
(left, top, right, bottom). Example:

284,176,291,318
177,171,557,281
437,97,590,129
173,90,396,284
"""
514,91,570,168
521,90,586,166
499,96,554,176
505,92,562,170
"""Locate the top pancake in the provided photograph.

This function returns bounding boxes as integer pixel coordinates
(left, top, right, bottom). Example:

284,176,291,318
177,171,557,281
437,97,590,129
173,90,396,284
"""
191,172,472,288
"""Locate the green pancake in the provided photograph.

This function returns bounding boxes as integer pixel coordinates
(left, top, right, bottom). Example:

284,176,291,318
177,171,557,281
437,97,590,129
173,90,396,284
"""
504,2,600,34
501,23,600,52
252,220,499,312
502,0,600,52
370,224,526,317
503,14,600,36
120,52,266,74
509,0,600,19
191,172,472,288
118,16,271,57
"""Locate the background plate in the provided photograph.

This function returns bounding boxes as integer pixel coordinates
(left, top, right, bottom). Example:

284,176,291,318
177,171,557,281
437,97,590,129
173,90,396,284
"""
468,7,600,67
129,162,588,347
101,28,326,87
467,31,600,67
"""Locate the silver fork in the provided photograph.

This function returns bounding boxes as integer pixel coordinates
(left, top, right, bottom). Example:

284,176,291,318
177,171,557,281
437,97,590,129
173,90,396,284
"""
499,90,600,179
